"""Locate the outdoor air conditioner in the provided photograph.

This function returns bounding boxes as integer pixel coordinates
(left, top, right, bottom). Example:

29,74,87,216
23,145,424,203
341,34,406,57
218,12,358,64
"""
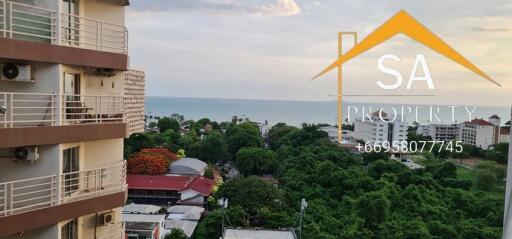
98,212,115,226
12,146,39,163
0,64,32,82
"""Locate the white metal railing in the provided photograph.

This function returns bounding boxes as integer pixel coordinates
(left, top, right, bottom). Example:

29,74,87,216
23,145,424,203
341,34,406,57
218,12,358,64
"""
0,0,127,54
60,13,128,54
0,175,57,216
0,161,126,217
0,92,125,128
61,161,127,202
0,92,57,127
62,94,125,125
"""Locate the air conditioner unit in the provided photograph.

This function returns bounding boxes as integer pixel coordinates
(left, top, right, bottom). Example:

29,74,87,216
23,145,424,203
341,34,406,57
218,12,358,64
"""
98,212,115,226
12,146,39,163
1,64,32,82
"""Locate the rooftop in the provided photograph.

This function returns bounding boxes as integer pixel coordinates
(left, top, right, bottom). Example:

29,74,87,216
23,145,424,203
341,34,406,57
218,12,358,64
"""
165,219,199,238
123,203,162,214
169,157,208,175
223,229,297,239
123,213,165,223
124,221,157,231
127,175,215,195
167,205,204,221
465,118,495,126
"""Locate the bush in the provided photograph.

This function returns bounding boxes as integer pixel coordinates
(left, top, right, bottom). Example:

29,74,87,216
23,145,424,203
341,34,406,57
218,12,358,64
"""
474,169,497,191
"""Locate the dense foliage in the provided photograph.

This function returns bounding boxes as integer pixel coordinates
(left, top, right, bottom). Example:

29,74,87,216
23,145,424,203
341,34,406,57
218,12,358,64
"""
127,152,169,175
194,123,504,239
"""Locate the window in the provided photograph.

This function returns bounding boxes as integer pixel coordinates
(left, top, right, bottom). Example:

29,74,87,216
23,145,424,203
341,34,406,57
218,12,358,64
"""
61,218,78,239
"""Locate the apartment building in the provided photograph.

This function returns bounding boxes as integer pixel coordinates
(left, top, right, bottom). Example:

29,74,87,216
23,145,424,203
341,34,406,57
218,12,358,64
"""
460,118,496,149
0,0,137,238
125,69,145,135
416,123,460,141
353,111,407,145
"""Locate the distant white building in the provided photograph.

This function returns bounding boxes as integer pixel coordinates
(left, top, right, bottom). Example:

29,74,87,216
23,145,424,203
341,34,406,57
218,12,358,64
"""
123,203,163,215
319,126,354,143
417,123,460,141
460,118,496,149
353,111,407,145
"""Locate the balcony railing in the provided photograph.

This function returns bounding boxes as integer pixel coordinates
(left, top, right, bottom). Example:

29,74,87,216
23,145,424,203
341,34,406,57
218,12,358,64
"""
0,92,125,128
61,161,127,202
0,0,127,54
0,161,126,217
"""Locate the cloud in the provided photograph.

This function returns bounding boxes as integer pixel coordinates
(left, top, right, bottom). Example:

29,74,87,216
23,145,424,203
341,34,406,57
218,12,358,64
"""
129,0,300,16
470,27,511,32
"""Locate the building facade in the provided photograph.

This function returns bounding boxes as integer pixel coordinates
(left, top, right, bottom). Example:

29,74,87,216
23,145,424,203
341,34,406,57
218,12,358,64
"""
460,119,497,149
125,69,145,135
417,123,460,141
353,111,407,145
0,0,137,238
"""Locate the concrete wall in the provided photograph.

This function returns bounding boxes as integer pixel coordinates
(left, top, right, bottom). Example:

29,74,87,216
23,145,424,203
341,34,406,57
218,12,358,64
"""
0,145,60,182
80,0,125,26
4,223,59,239
83,138,124,169
0,63,60,93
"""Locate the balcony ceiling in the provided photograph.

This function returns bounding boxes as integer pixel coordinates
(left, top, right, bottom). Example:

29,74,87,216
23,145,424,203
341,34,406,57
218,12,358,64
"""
109,0,130,6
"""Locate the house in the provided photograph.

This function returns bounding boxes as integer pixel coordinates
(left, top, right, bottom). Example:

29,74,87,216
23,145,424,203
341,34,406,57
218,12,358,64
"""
127,175,215,207
0,0,141,238
124,214,167,239
164,205,205,238
169,157,208,176
223,229,298,239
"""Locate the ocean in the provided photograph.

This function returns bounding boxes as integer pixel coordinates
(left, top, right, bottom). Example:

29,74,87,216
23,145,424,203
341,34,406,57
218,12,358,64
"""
146,96,511,126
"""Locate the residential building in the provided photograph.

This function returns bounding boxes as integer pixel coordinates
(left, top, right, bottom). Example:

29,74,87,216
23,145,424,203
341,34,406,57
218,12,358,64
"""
125,69,146,135
127,175,214,207
418,123,460,141
319,126,355,144
123,213,167,239
460,118,496,149
223,229,297,239
353,111,407,145
165,205,205,238
0,0,139,238
168,157,207,176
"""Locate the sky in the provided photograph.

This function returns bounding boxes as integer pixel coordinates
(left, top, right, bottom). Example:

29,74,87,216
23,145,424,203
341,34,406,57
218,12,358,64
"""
127,0,512,106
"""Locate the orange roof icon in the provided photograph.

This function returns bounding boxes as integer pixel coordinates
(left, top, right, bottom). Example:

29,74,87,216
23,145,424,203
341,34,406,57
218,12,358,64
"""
313,10,500,86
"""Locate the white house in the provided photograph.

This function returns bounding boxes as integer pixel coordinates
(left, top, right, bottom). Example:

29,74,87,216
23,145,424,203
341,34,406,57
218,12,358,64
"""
353,111,407,145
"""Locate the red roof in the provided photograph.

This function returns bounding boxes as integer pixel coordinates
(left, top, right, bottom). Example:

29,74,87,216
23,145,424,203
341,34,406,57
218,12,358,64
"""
127,175,215,196
127,175,193,191
184,176,215,196
466,118,494,126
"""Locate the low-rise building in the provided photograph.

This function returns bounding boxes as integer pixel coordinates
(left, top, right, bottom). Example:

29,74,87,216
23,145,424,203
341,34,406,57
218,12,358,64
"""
419,123,460,141
123,214,167,239
127,175,215,207
165,205,205,238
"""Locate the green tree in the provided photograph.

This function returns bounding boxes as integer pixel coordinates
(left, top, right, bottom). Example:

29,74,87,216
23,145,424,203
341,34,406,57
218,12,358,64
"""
474,169,497,191
165,228,187,239
124,133,156,158
235,147,278,176
215,176,284,215
158,117,180,133
356,191,390,228
225,123,263,155
197,131,229,163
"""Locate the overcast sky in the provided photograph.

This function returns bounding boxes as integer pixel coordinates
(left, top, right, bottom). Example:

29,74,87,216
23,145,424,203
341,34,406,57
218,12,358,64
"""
127,0,512,106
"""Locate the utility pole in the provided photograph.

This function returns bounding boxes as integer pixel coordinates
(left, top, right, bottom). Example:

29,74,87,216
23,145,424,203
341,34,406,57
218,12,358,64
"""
298,199,308,239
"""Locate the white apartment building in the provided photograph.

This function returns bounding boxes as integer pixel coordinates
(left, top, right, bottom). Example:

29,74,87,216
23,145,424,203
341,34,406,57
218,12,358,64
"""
460,118,496,149
0,0,142,238
353,111,407,145
125,69,146,135
416,123,460,141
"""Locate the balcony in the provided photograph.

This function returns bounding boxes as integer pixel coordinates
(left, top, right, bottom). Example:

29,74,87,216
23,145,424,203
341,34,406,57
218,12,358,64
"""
0,0,128,54
0,161,126,217
0,92,125,128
